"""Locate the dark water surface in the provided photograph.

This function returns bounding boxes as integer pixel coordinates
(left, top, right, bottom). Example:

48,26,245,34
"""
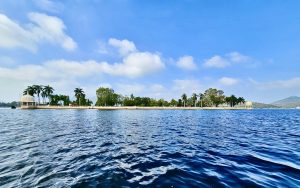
0,109,299,187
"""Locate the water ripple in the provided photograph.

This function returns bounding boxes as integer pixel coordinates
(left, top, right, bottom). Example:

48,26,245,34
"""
0,109,300,187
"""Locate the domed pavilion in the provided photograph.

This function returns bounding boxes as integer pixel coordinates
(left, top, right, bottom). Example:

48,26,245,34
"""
20,94,36,109
245,101,253,109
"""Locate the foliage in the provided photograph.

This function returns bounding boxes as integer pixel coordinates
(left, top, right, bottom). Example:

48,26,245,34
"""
181,93,187,107
96,87,120,106
23,85,54,104
50,95,70,106
74,88,85,105
22,85,92,106
225,95,245,107
202,88,225,107
33,85,43,104
22,85,246,108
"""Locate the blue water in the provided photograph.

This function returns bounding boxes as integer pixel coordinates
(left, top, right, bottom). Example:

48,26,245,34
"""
0,109,299,187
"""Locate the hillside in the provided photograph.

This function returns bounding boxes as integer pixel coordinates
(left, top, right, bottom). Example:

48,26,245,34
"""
252,102,279,109
271,96,300,108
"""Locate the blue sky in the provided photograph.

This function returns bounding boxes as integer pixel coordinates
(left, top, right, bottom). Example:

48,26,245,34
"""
1,0,300,103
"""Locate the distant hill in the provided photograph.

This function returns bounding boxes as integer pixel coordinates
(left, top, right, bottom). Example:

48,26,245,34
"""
252,102,279,109
271,96,300,108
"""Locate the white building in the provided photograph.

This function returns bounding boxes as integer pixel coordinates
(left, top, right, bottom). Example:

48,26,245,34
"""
245,101,253,109
20,94,36,109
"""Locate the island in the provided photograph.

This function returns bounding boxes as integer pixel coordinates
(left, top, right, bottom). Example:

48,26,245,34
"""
19,85,252,110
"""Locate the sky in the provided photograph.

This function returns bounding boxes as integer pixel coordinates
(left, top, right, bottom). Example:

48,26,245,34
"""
1,0,300,103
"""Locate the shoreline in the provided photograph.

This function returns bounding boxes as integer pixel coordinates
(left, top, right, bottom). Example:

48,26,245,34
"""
20,106,252,110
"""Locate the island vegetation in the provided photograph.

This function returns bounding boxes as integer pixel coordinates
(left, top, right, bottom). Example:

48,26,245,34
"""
23,85,92,106
95,87,245,107
22,85,246,107
22,85,246,108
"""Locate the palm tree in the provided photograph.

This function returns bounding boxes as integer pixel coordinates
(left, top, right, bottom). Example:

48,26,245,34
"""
33,85,43,105
43,85,54,104
24,86,35,96
181,93,187,107
199,93,204,108
192,93,197,107
74,88,84,106
41,89,47,104
237,97,245,105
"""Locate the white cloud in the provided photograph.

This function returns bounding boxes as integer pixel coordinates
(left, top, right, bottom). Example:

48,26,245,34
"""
0,14,35,51
176,55,197,70
108,38,137,56
226,52,250,63
34,0,64,13
115,83,145,96
252,77,300,89
149,84,166,97
218,77,239,86
203,52,250,68
0,57,163,101
96,38,164,77
114,83,167,98
0,53,164,82
203,55,229,68
109,52,164,78
0,12,77,52
172,79,202,94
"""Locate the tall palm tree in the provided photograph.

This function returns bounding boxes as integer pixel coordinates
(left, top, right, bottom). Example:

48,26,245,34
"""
199,93,204,108
33,85,43,105
24,86,35,96
192,93,198,107
41,89,47,104
74,88,84,106
43,85,54,104
181,93,187,107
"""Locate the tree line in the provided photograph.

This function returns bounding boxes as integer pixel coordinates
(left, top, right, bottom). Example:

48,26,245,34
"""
23,85,92,106
95,87,245,107
23,85,245,107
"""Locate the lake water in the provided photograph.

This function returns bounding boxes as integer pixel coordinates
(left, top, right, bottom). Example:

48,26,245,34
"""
0,109,299,187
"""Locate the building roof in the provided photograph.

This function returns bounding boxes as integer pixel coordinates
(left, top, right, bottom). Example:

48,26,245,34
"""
20,94,35,103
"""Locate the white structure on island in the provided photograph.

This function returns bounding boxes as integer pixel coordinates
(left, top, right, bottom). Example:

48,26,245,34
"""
245,101,253,109
20,94,36,109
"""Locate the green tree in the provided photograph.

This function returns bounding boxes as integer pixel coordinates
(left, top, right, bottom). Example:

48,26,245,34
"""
157,99,164,107
24,86,35,96
170,99,178,107
74,88,84,106
181,93,187,107
177,99,183,107
96,87,119,106
199,93,204,107
191,93,198,107
50,94,70,106
33,85,43,105
41,89,47,104
237,97,245,105
203,88,225,107
43,85,54,104
225,95,236,107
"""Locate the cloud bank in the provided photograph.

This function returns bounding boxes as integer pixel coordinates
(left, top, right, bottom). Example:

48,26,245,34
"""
0,12,77,52
203,52,250,68
176,56,197,70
